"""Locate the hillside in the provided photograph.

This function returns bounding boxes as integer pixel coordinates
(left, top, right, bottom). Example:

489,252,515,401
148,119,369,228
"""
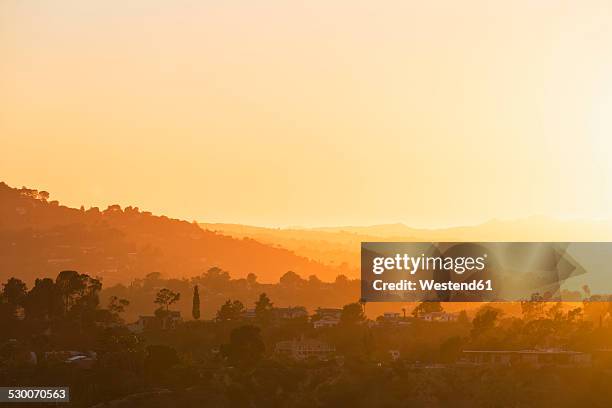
0,182,347,285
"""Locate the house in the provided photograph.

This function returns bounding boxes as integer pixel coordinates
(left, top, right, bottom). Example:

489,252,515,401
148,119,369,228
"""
128,316,161,333
160,310,182,329
313,308,342,320
0,340,37,366
377,312,410,326
312,307,343,328
273,307,308,320
14,306,25,321
275,338,335,361
127,311,182,333
461,349,591,367
243,308,257,319
421,311,457,322
384,312,401,320
313,315,340,329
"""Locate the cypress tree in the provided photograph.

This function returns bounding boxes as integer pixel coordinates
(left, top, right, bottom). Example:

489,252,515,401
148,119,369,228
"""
192,285,201,320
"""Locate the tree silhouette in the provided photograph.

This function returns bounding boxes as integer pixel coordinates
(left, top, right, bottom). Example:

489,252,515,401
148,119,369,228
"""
2,278,27,307
471,305,503,339
246,273,258,286
24,278,58,320
216,299,245,322
340,302,366,325
145,344,179,373
154,288,180,311
192,285,200,320
279,271,303,286
198,267,231,291
254,293,273,323
221,325,265,367
55,271,101,317
108,296,130,315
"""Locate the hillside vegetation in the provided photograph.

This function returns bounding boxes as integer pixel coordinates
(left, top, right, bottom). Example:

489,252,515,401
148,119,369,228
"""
0,182,346,286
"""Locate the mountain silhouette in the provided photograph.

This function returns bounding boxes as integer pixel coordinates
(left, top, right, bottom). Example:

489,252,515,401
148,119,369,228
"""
0,182,347,285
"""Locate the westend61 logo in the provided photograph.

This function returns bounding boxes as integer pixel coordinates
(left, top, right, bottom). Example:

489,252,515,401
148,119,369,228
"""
361,242,597,303
372,253,487,275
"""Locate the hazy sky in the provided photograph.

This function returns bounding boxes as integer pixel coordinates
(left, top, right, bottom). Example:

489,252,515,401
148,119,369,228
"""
2,1,611,227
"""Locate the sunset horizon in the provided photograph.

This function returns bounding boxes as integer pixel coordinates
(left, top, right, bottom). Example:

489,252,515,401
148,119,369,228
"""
3,1,612,228
2,2,612,406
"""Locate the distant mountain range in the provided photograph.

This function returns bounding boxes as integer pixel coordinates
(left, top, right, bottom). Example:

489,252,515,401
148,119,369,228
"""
2,180,610,288
201,218,612,270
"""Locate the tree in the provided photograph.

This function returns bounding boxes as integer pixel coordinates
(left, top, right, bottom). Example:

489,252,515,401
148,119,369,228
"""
2,278,27,307
55,271,101,317
521,293,546,321
411,301,443,318
102,296,129,324
145,344,179,373
340,302,366,325
254,293,273,323
583,296,609,326
335,275,349,285
439,336,464,363
24,278,58,320
198,267,231,290
471,306,503,338
55,270,84,314
246,273,258,286
221,325,265,367
192,285,201,320
154,288,180,311
582,285,591,299
308,275,322,286
279,271,303,286
108,296,130,315
457,310,469,324
359,297,367,316
216,299,245,322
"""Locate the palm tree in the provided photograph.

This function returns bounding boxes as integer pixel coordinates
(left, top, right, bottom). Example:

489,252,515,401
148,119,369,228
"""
359,297,367,315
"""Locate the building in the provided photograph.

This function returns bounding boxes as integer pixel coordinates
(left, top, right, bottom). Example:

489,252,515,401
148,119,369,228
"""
420,311,457,322
243,308,257,319
162,311,182,329
275,338,336,360
384,312,400,320
127,311,182,333
313,308,342,320
0,340,37,366
313,315,340,329
461,349,591,367
376,312,410,326
312,307,343,328
273,307,308,320
128,316,162,333
389,350,401,361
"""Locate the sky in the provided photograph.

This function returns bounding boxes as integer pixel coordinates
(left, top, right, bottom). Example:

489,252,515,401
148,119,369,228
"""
1,1,612,228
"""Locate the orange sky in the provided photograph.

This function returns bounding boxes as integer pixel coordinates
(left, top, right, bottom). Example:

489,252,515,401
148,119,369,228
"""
1,1,611,227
